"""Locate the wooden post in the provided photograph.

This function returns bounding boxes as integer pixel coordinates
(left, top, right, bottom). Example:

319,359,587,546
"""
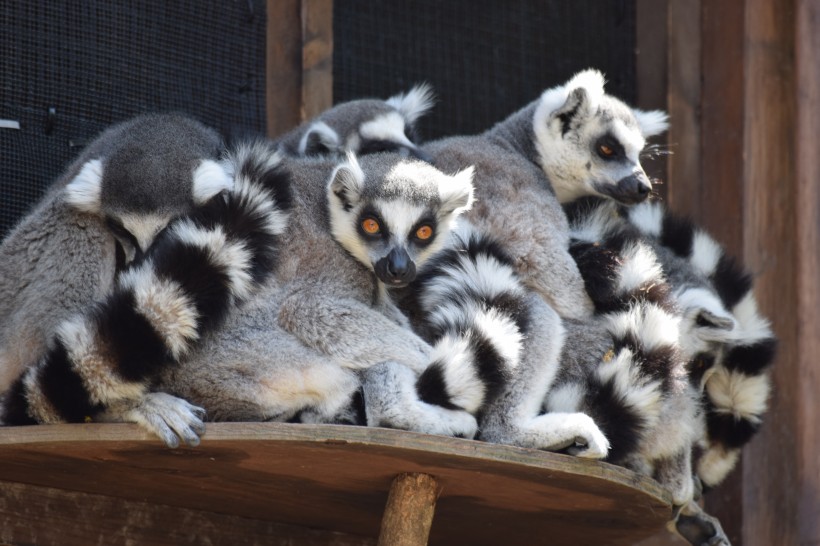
266,0,333,139
377,473,439,546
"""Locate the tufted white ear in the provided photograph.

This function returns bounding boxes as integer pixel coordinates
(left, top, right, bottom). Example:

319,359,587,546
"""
192,159,234,204
439,166,475,215
328,152,366,208
386,83,435,124
633,108,669,137
64,159,104,213
564,69,606,109
299,121,341,156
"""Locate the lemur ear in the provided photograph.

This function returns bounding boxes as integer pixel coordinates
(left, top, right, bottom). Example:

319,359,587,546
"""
633,108,669,137
192,159,234,204
696,309,736,331
439,166,475,215
552,87,595,131
64,159,104,213
328,153,365,208
386,83,435,125
300,121,341,157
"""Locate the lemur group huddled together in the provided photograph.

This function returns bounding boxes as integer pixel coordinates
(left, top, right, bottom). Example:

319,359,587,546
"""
0,70,774,546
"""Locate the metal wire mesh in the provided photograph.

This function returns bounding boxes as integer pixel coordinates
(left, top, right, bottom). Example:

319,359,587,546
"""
334,1,637,142
0,0,267,238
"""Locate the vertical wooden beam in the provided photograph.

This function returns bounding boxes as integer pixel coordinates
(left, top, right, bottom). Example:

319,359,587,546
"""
267,0,302,138
635,0,669,198
666,0,701,214
377,473,439,546
794,1,820,540
741,0,799,545
301,0,334,121
266,0,334,139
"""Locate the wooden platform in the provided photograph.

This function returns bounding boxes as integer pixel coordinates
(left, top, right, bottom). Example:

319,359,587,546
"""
0,423,671,545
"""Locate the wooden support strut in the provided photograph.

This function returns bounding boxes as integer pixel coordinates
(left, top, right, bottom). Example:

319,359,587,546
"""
377,473,440,546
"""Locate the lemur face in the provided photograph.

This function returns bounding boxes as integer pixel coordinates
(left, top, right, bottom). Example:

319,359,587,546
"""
327,153,473,287
532,69,668,205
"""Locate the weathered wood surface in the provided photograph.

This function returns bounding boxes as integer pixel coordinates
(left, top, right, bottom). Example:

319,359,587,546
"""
377,473,439,546
0,423,671,546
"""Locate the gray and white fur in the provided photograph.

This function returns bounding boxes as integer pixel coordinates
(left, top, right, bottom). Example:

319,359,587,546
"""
0,114,233,393
404,69,666,453
0,142,292,447
160,152,483,438
274,85,434,161
563,196,775,546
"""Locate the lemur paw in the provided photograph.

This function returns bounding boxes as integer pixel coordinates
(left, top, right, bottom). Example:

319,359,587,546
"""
564,424,610,459
672,501,732,546
120,392,206,448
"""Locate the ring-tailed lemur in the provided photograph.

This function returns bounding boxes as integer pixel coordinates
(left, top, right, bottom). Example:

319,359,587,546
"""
274,85,434,161
158,152,489,438
401,68,667,452
563,196,774,546
617,200,776,490
0,114,235,393
0,142,292,447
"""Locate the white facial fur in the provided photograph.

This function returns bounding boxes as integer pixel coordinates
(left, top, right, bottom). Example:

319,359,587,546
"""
532,69,668,204
327,154,474,276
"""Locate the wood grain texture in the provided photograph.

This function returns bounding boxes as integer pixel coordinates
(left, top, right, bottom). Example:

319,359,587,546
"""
0,422,671,546
742,1,799,545
377,473,439,546
266,0,302,138
666,0,702,215
301,0,334,120
795,1,820,540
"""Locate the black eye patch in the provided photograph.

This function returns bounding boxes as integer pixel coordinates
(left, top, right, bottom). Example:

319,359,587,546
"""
594,134,626,161
105,216,140,250
356,206,389,240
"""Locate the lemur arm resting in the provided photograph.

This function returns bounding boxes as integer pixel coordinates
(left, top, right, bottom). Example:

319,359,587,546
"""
0,422,672,546
277,290,433,374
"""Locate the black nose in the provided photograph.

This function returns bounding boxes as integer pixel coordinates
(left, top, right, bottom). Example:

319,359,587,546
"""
616,173,652,204
375,247,416,285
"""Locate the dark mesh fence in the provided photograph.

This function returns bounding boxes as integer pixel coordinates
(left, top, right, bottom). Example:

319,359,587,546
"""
334,1,637,142
0,1,267,238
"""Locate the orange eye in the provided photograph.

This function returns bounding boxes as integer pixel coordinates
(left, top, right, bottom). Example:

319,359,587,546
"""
415,225,433,240
361,218,381,234
599,144,614,157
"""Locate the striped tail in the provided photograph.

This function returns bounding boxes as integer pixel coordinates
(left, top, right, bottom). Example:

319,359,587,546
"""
1,142,292,437
623,200,777,487
555,225,681,465
410,227,530,415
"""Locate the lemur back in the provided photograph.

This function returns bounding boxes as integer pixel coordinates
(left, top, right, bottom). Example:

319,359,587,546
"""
274,85,434,160
0,114,234,392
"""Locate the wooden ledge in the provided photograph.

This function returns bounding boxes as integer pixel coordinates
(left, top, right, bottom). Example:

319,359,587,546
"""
0,422,671,545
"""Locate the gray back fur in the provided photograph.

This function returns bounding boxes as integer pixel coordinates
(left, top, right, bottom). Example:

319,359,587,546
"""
0,113,228,392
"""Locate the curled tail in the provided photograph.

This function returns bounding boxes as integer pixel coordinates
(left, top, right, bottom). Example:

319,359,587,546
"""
622,200,777,487
1,142,292,437
410,228,530,415
555,224,681,465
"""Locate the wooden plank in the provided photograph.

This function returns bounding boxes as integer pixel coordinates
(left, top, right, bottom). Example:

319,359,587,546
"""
301,0,334,121
741,0,799,545
0,422,671,546
697,2,747,543
666,0,702,214
635,0,669,200
266,0,303,138
0,481,374,546
794,2,820,541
